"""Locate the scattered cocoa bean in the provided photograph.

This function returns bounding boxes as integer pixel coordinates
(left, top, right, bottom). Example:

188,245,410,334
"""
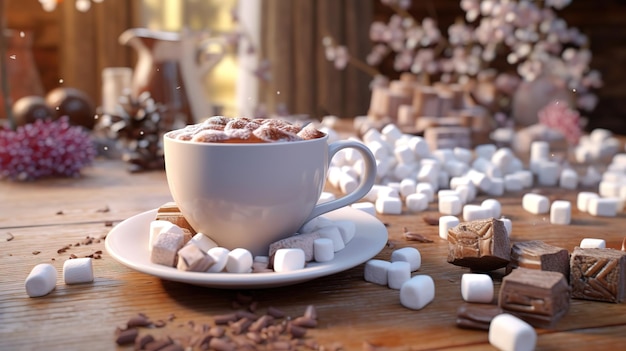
135,334,155,349
421,214,440,226
303,305,317,320
214,313,238,325
292,316,317,328
266,306,285,319
127,314,152,328
114,327,138,345
402,227,433,243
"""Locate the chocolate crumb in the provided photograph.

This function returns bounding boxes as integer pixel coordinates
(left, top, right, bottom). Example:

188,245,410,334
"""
114,327,138,345
127,314,152,328
266,306,285,319
6,232,14,241
422,214,440,226
69,253,78,259
135,334,155,349
96,205,110,213
32,250,41,255
56,210,64,215
104,221,113,227
402,227,433,243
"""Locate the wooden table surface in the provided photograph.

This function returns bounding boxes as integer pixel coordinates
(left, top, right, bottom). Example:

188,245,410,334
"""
1,155,626,351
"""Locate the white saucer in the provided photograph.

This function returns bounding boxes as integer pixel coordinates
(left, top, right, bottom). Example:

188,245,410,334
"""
105,206,388,289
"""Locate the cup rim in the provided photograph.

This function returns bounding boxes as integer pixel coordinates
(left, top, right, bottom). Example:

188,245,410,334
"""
163,130,328,146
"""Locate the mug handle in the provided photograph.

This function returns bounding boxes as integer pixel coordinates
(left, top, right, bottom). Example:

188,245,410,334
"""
305,140,377,222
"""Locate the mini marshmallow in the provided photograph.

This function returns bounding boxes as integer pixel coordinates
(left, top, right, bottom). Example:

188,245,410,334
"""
226,248,253,273
416,182,435,202
300,215,334,233
318,192,336,204
463,204,492,222
334,220,356,244
437,170,450,190
25,263,57,297
381,123,403,144
439,215,460,240
394,144,416,164
417,163,439,186
580,238,606,249
599,180,621,198
522,193,550,214
577,192,599,212
408,136,430,158
391,247,421,271
513,170,534,188
406,193,428,212
313,238,334,262
481,199,502,218
461,273,494,303
273,248,305,272
317,226,345,252
399,178,417,198
206,247,230,273
489,313,537,351
444,160,468,177
151,231,185,267
537,161,560,186
491,148,515,173
484,177,504,197
559,168,578,190
587,197,618,217
351,202,376,216
149,220,172,251
388,261,411,290
188,233,218,252
399,275,435,310
63,257,94,284
364,259,391,286
550,200,571,225
453,147,473,164
466,169,492,193
177,244,215,272
438,195,462,215
475,144,497,160
503,174,524,192
338,172,358,194
454,184,473,204
394,163,418,181
376,197,403,215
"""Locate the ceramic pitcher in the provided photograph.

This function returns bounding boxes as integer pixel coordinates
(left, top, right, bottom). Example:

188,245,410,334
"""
119,28,226,126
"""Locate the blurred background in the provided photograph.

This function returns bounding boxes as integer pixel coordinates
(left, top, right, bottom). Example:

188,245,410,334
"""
2,0,626,133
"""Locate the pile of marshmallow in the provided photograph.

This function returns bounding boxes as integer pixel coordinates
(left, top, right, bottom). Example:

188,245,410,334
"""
148,215,356,274
25,258,94,298
319,117,625,220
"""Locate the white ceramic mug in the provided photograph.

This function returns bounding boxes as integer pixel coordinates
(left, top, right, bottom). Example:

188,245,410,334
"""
163,132,377,256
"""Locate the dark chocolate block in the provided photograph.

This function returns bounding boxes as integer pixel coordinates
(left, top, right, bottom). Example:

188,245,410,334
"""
447,218,510,271
507,240,570,279
456,303,503,330
499,268,570,328
570,247,626,303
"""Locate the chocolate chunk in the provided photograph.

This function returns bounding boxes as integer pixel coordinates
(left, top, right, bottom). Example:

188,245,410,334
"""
447,218,510,271
456,303,503,330
499,268,570,328
156,202,196,237
114,327,138,345
507,240,570,279
570,247,626,303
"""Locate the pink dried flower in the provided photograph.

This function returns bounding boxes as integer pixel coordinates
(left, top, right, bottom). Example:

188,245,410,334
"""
538,100,582,144
0,116,96,181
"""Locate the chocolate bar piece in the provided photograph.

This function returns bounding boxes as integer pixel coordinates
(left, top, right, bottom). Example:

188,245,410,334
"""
156,202,196,237
507,240,570,279
499,268,570,328
456,303,503,330
570,247,626,303
447,218,510,271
